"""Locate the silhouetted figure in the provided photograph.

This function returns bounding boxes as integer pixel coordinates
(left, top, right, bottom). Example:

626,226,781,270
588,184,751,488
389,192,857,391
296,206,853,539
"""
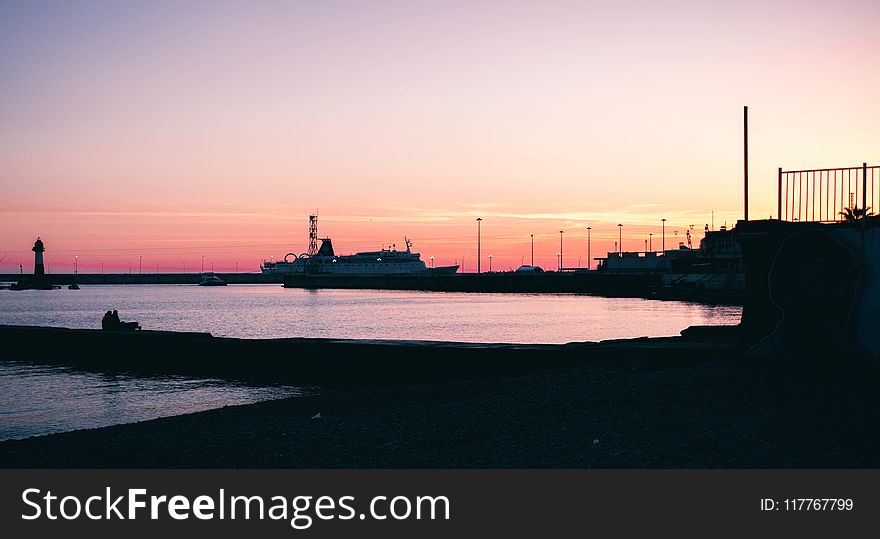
102,309,141,331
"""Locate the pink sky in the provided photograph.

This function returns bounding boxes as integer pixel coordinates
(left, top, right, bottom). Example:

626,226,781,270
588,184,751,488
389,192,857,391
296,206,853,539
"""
2,0,879,272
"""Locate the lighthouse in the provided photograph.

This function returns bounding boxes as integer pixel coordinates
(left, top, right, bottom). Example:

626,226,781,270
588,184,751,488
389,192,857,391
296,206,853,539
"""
32,237,45,276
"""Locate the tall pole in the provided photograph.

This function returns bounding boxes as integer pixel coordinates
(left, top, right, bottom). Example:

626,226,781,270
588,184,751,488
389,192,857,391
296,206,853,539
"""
863,162,868,216
586,227,591,270
201,256,204,274
74,255,78,276
661,218,666,253
649,233,653,252
139,255,142,275
618,224,623,254
476,218,482,274
530,234,534,266
743,105,749,222
559,230,564,270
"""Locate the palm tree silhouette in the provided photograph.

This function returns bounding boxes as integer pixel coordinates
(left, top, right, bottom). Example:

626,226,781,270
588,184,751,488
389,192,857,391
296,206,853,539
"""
838,204,874,221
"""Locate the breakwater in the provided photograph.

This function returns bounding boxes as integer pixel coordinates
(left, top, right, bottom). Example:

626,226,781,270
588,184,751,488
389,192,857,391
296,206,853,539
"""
0,271,743,304
0,324,738,387
282,271,742,303
284,271,660,294
0,273,282,285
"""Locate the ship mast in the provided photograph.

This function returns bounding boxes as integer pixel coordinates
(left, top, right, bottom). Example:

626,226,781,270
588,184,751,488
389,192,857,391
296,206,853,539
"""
307,214,318,256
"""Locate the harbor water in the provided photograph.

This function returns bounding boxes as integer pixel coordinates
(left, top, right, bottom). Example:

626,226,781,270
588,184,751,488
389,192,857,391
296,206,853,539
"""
0,285,741,441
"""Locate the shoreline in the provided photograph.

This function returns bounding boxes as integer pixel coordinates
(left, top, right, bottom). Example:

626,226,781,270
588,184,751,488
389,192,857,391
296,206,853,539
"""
2,352,878,468
1,324,878,468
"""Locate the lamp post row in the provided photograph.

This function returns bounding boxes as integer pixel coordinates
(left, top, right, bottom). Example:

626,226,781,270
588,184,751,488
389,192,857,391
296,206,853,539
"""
472,219,667,273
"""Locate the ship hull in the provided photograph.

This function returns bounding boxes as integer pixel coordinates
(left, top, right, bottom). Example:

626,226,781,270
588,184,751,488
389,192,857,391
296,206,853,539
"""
264,262,459,276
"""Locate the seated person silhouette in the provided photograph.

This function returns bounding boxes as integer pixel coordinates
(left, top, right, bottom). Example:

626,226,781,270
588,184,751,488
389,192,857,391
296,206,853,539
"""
102,310,141,331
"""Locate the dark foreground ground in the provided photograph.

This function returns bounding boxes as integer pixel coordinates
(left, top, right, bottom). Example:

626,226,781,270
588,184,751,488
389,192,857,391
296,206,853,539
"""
1,350,878,468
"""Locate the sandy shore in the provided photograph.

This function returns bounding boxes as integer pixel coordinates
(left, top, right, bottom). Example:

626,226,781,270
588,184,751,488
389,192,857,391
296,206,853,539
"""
2,349,878,468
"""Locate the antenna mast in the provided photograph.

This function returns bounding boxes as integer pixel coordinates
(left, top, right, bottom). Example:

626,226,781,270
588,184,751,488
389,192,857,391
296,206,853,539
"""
307,214,318,256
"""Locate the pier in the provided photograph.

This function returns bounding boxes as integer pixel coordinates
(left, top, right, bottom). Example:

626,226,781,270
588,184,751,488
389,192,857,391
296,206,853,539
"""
0,273,282,285
0,270,742,304
0,324,739,387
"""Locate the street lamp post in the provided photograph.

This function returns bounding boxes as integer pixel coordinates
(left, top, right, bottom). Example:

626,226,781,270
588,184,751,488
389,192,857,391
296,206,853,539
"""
649,233,653,252
430,256,435,268
587,227,591,270
530,234,534,266
661,218,666,253
476,218,482,274
488,254,493,272
559,230,564,270
74,255,78,276
618,224,623,254
556,253,561,271
139,255,142,275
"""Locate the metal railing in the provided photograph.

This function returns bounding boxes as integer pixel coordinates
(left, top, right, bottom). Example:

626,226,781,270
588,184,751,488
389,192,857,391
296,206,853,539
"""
778,163,878,222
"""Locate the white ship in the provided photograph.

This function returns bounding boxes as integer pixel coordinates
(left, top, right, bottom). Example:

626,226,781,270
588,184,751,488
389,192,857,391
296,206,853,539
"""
261,215,458,276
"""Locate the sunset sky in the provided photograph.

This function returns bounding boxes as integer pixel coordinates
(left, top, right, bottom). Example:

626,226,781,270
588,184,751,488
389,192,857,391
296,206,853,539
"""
2,0,879,273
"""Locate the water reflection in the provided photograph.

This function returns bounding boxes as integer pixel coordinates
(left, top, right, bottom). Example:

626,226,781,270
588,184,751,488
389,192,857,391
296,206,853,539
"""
0,361,304,441
0,285,742,343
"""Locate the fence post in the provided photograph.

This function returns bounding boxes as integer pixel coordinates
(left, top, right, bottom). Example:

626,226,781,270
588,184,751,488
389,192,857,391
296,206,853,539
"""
777,167,782,221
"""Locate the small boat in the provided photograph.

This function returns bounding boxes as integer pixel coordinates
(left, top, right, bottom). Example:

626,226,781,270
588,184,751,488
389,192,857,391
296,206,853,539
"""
68,283,80,290
198,274,227,286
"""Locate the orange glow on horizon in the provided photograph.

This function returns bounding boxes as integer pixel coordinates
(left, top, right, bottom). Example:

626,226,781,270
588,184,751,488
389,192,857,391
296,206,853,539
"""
2,1,879,273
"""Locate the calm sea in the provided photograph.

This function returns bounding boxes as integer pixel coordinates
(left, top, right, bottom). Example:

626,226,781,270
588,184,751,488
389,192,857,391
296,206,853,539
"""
0,285,741,441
